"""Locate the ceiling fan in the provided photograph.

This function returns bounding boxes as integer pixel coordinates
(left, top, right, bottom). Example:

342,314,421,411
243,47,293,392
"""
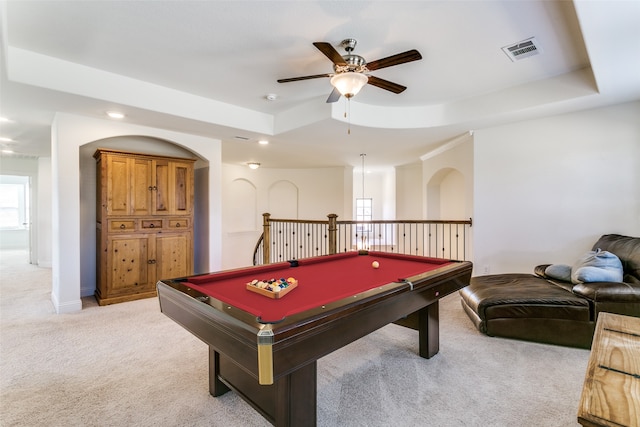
277,38,422,103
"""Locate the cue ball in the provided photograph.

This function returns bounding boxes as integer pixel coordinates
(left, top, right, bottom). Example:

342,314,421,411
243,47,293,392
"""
372,261,379,269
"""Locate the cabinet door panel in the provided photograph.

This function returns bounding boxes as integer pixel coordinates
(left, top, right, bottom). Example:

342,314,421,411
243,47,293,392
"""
131,158,152,215
154,160,170,214
173,164,190,213
107,236,153,294
106,156,130,215
153,160,193,215
155,233,192,281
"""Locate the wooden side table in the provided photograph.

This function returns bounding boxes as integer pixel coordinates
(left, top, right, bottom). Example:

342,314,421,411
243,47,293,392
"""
577,312,640,427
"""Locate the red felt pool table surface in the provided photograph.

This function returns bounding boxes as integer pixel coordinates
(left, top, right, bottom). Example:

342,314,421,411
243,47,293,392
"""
184,251,451,323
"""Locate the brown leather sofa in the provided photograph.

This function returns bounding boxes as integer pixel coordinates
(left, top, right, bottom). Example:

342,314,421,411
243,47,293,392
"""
459,234,640,348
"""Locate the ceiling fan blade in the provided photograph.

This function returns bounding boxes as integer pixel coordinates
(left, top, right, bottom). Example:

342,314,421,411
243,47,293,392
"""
326,88,341,103
366,49,422,71
313,42,347,66
367,75,407,94
277,73,332,83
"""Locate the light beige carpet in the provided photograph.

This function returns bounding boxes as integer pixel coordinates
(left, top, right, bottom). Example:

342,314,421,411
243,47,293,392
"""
0,249,589,426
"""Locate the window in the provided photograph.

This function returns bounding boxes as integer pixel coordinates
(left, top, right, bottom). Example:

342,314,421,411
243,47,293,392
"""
356,198,372,223
355,198,372,249
0,176,30,230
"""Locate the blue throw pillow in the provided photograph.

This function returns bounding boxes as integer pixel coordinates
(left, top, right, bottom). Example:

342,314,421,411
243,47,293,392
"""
571,249,624,284
545,264,572,282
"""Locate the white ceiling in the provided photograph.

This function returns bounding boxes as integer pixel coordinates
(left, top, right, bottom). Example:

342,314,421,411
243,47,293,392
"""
1,0,639,168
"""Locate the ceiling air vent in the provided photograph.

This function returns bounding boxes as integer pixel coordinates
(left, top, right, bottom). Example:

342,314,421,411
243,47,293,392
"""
502,37,542,62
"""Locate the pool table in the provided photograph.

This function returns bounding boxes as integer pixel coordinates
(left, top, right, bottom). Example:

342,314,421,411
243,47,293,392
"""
157,251,472,427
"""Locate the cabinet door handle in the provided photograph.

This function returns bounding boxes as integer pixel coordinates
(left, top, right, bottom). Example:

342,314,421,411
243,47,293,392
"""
175,223,181,228
120,224,126,229
149,223,155,228
147,259,156,264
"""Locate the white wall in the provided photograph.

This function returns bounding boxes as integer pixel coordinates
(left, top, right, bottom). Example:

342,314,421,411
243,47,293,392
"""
50,113,222,313
37,158,52,267
395,163,423,220
0,156,38,174
473,101,640,275
221,164,349,269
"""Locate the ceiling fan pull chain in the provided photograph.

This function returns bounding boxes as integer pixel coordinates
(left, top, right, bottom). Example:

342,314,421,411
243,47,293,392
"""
347,98,351,135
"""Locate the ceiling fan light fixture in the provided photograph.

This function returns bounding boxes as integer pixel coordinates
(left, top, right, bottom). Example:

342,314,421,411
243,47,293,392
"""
330,72,368,98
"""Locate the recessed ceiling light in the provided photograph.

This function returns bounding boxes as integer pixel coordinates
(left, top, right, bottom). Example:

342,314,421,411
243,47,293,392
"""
258,140,269,145
0,117,13,123
266,94,277,101
106,111,125,119
0,137,13,142
247,162,260,169
2,149,14,154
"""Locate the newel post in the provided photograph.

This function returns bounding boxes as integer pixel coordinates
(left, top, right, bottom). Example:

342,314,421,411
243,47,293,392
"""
262,213,271,265
327,213,338,255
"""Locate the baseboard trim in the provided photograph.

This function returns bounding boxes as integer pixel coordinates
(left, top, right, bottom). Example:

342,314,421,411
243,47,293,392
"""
51,292,82,314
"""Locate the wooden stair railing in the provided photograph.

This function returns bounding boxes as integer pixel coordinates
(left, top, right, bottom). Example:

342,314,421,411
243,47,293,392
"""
253,213,472,265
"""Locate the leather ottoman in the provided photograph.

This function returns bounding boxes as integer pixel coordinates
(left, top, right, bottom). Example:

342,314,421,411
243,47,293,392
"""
459,273,595,348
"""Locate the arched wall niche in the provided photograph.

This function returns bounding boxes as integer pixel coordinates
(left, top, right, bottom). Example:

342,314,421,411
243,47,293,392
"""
426,167,466,220
78,135,208,300
268,180,299,219
51,113,222,313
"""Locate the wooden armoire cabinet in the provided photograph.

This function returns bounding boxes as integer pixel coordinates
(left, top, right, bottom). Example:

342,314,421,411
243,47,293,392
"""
94,148,195,305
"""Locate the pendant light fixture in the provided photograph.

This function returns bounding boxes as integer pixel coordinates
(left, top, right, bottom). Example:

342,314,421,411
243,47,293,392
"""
360,153,366,199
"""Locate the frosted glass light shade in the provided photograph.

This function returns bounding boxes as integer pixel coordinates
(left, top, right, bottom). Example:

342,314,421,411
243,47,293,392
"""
330,72,368,98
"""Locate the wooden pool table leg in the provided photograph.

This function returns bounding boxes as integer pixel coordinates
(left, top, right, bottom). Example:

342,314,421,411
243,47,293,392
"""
418,301,439,358
208,345,317,426
274,361,317,427
209,347,230,396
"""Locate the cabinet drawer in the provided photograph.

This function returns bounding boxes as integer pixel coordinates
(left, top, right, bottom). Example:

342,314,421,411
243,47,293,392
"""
168,218,190,229
141,219,163,230
108,220,136,232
